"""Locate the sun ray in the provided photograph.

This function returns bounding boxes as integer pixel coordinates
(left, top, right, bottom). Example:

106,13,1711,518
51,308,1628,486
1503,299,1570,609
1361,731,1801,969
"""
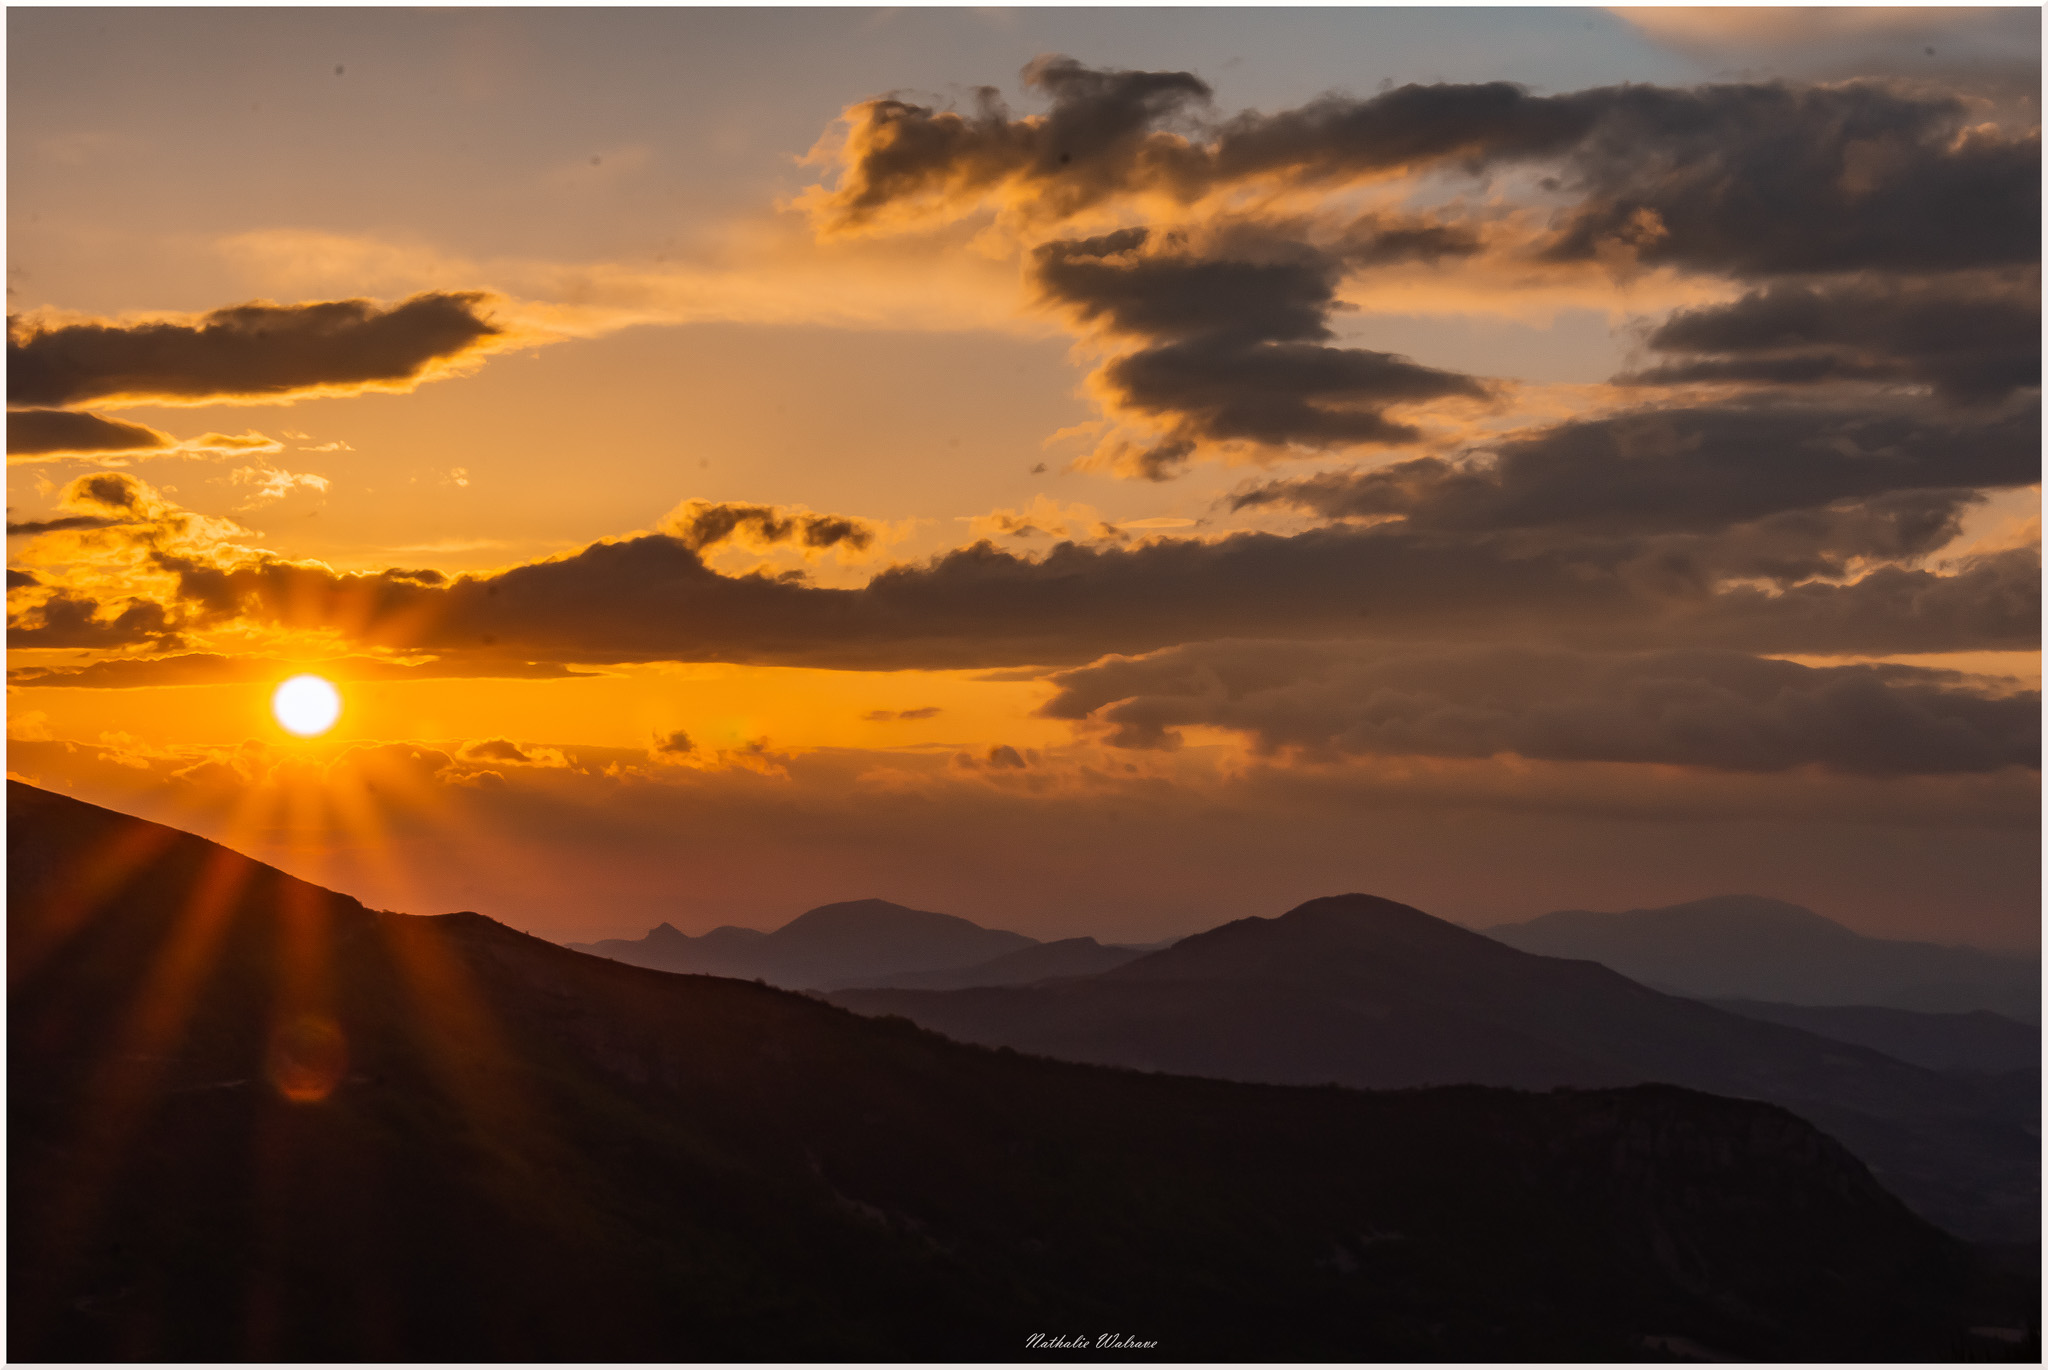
25,843,259,1313
8,817,179,986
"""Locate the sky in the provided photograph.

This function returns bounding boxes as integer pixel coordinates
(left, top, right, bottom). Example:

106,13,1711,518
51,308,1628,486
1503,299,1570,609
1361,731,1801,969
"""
7,6,2040,949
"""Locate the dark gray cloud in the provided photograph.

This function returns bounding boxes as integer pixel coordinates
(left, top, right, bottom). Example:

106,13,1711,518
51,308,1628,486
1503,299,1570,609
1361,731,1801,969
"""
173,519,2036,673
811,66,1588,230
5,652,586,688
1250,79,2040,276
1633,490,1982,586
1329,215,1485,267
819,63,2034,491
1100,338,1486,474
6,514,122,536
1623,275,2041,404
144,552,241,620
863,706,943,722
7,568,40,589
6,588,180,650
813,55,1213,232
1041,640,2039,776
663,500,880,554
1231,400,2039,537
1208,79,1600,185
652,729,696,756
815,60,2038,278
1033,226,1490,475
67,471,150,512
462,738,535,764
1537,84,2039,277
7,290,503,408
1034,226,1334,343
1676,548,2040,657
6,409,173,456
8,471,181,536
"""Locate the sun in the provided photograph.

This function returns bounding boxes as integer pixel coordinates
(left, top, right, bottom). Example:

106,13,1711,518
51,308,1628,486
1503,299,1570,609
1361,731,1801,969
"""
272,675,342,737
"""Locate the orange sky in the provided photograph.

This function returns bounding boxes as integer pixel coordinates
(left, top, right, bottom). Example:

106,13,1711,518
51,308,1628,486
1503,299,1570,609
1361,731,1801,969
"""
8,8,2040,947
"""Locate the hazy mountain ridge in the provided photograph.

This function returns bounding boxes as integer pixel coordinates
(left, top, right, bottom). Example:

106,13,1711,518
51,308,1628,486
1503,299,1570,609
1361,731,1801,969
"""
857,937,1151,990
568,898,1039,989
1488,895,2041,1021
832,894,2040,1244
1709,999,2041,1075
12,782,2036,1361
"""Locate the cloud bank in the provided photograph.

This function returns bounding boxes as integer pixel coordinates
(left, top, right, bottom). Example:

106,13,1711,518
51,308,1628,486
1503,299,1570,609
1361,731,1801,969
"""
1041,640,2038,776
7,290,507,409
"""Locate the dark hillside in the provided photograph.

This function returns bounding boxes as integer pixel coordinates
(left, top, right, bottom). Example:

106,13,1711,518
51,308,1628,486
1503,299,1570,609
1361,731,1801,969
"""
834,895,2040,1244
10,785,2034,1361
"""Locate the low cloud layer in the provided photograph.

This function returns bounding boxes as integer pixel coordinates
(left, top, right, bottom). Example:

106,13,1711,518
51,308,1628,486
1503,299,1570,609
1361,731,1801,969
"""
7,409,173,457
6,653,589,688
5,409,287,465
140,522,2038,672
1231,399,2040,538
7,290,506,408
1041,640,2039,776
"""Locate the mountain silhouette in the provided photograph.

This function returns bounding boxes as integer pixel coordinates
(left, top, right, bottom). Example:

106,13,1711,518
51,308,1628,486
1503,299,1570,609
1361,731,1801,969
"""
1709,1000,2041,1075
568,898,1038,989
831,894,2040,1243
1488,895,2041,1021
11,784,2035,1361
855,936,1149,990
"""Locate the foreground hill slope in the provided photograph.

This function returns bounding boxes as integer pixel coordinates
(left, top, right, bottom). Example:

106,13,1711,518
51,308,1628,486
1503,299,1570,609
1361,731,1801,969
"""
833,895,2039,1244
1489,896,2041,1021
568,898,1038,989
10,784,2033,1361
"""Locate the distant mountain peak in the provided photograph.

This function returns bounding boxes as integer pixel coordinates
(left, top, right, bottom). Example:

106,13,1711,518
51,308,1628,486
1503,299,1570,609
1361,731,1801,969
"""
777,898,970,931
1107,891,1527,986
568,895,1036,989
1279,892,1441,923
1489,895,2039,1021
1623,895,1856,933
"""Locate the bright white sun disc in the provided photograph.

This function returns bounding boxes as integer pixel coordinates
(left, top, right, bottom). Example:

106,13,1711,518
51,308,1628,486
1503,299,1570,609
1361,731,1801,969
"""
272,675,341,737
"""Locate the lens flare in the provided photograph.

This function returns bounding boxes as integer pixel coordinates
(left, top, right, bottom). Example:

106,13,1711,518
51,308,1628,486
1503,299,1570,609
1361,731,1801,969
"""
272,675,342,737
266,1014,348,1103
